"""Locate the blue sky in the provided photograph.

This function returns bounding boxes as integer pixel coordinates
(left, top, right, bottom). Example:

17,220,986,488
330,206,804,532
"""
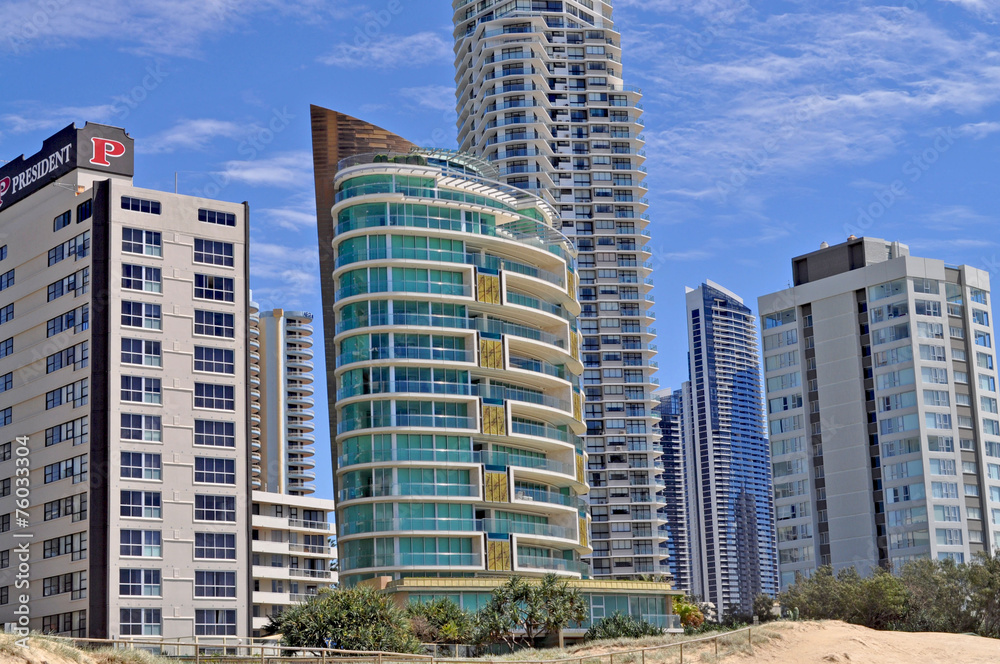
2,0,999,502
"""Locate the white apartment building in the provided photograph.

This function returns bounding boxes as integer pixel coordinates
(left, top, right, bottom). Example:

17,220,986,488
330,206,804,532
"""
249,306,335,637
0,123,251,637
453,0,665,579
759,237,1000,588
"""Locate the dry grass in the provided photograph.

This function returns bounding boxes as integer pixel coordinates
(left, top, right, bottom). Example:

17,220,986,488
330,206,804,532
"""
0,634,174,664
476,625,783,664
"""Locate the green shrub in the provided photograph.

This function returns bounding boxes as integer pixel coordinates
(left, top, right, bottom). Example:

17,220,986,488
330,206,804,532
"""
584,612,664,641
264,586,422,652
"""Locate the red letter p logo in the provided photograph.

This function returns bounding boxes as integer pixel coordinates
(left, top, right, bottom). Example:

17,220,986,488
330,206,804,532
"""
90,137,126,167
0,177,10,209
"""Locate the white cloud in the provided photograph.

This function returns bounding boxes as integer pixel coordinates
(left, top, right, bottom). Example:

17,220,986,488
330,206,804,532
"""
138,119,250,154
955,121,1000,139
399,85,456,112
318,31,452,69
249,241,320,309
0,104,120,135
215,151,313,188
0,0,350,57
939,0,1000,17
621,6,1000,207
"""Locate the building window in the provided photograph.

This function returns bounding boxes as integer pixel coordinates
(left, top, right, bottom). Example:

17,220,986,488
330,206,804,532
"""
195,420,235,447
194,274,234,302
43,455,88,484
194,347,235,374
0,245,6,261
121,338,161,366
0,338,10,358
121,376,161,404
121,452,162,480
121,414,162,441
121,490,162,519
49,231,90,266
0,305,11,325
77,199,92,223
121,196,161,215
195,310,234,337
195,383,234,410
122,228,162,256
45,417,88,447
53,210,71,231
121,301,161,329
199,208,236,226
119,569,161,596
0,269,13,291
0,408,10,427
194,532,236,559
120,530,161,557
194,571,236,598
122,264,161,293
195,495,236,522
47,268,89,301
194,239,234,267
194,457,236,485
0,442,9,461
196,609,237,636
46,342,88,373
120,608,161,636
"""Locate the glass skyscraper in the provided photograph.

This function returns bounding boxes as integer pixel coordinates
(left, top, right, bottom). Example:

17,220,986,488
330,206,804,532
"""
655,388,691,593
453,0,665,579
685,281,778,615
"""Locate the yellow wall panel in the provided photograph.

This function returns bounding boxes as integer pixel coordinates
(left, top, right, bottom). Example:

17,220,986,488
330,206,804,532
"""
479,338,503,370
482,404,507,436
579,517,589,548
478,274,501,304
484,471,509,503
486,540,512,571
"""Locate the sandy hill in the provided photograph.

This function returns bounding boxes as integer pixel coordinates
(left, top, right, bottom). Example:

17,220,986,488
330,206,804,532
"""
730,620,999,664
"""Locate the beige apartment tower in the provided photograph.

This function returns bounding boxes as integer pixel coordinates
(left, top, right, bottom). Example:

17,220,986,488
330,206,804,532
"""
248,306,336,636
760,237,1000,588
0,124,251,638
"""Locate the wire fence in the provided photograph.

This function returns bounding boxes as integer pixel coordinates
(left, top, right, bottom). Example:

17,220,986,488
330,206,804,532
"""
39,626,763,664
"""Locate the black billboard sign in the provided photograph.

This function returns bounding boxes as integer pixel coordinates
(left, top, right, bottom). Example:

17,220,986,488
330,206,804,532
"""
0,122,134,214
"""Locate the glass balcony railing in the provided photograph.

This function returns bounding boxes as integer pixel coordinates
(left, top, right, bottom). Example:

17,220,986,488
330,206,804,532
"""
337,447,577,476
337,414,476,435
337,482,477,501
516,554,589,576
340,553,478,571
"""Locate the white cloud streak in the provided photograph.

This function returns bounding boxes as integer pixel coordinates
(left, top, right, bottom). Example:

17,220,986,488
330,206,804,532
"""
318,31,452,69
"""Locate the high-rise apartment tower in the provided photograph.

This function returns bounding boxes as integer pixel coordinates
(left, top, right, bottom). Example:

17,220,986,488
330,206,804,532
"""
453,0,665,579
654,388,691,593
0,124,251,638
685,281,778,615
248,306,336,636
760,237,1000,588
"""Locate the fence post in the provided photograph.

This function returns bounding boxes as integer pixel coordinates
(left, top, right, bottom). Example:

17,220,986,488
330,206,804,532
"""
748,626,752,651
641,648,646,664
714,634,719,662
260,645,265,664
195,645,201,664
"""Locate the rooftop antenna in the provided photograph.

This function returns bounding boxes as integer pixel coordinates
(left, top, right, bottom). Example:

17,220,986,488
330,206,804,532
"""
174,172,178,194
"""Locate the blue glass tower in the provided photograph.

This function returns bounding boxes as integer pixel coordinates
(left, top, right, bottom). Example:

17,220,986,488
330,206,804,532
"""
655,388,691,593
684,281,777,616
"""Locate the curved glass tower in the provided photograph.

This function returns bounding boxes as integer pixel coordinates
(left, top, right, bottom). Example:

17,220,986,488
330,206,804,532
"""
453,0,665,579
330,146,592,587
